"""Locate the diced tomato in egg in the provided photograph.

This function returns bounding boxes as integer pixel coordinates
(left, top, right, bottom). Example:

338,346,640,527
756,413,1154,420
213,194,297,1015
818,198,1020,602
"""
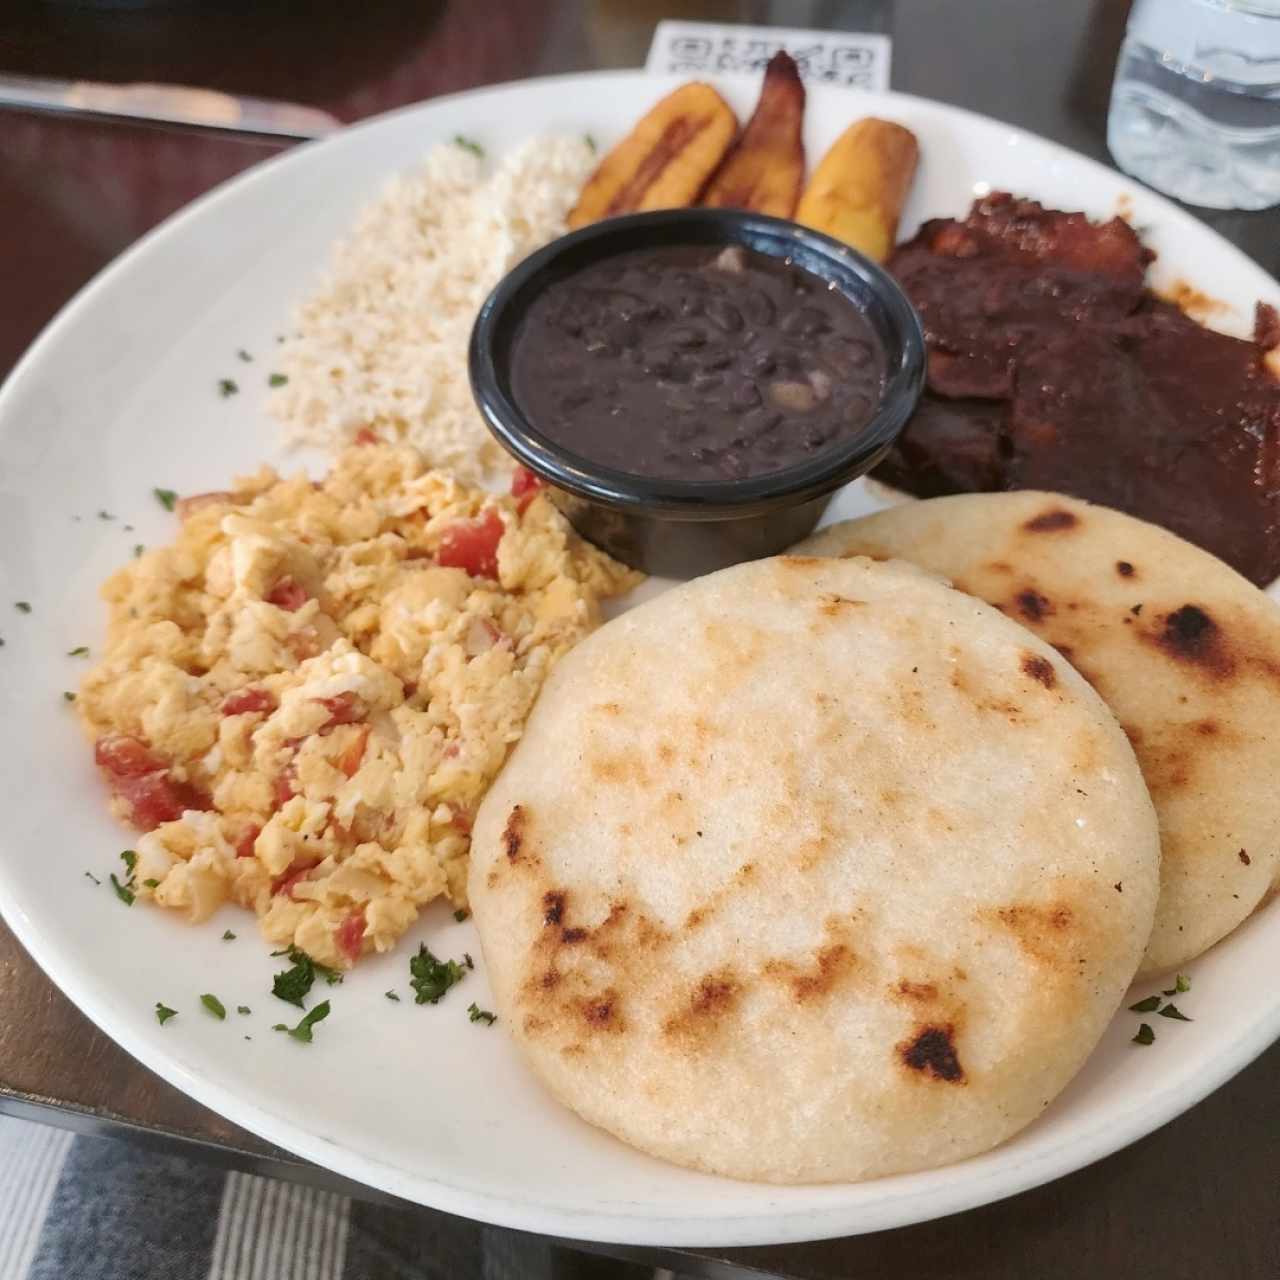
510,466,544,514
337,724,371,778
436,509,503,580
114,772,211,832
265,576,308,611
336,909,366,963
221,687,275,716
94,734,163,777
318,693,363,727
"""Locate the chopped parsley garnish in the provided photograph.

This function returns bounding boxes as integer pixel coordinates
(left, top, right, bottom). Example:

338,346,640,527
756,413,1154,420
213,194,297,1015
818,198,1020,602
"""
1163,974,1191,996
97,510,115,521
201,993,227,1020
14,602,31,614
154,488,177,512
84,871,101,885
271,945,341,1008
1129,995,1161,1013
222,930,237,941
409,944,466,1005
123,524,134,532
268,372,288,388
67,646,89,657
63,691,75,703
453,908,469,923
1132,1022,1155,1046
273,1000,330,1043
155,1002,177,1026
237,1005,251,1016
134,544,145,558
142,878,159,889
109,874,134,906
1158,1003,1192,1022
218,378,239,398
467,1003,497,1026
463,953,474,970
237,348,253,362
584,133,597,153
453,134,484,157
384,990,401,1002
120,850,137,878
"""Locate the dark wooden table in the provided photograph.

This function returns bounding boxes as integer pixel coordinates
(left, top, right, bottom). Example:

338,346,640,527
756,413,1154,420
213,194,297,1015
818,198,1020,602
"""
1,2,1277,1277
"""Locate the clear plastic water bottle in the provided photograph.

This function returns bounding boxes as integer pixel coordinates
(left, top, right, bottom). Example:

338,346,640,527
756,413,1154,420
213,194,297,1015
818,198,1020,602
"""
1107,0,1280,210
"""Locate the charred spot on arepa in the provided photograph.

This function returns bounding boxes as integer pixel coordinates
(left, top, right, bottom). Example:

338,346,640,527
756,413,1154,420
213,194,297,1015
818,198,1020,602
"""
580,990,623,1032
1116,560,1136,578
1020,653,1057,688
502,804,529,863
763,942,856,1004
893,979,940,1003
898,1023,966,1083
1239,848,1251,865
662,969,742,1044
1014,587,1053,622
542,889,566,925
1022,508,1079,534
815,592,867,618
1147,603,1236,678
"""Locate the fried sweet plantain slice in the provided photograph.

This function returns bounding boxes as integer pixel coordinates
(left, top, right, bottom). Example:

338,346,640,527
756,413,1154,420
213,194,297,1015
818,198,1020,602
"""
700,51,806,218
795,118,920,262
567,82,737,228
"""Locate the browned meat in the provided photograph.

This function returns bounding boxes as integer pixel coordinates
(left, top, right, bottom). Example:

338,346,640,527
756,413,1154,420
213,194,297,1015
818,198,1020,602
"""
876,194,1280,586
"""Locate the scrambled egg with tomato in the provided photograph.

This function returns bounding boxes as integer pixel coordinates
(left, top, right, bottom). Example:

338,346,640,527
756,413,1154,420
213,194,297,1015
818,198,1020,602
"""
78,445,638,969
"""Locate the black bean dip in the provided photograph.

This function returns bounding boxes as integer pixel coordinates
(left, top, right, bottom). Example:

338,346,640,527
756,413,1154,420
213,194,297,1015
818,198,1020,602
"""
509,243,888,482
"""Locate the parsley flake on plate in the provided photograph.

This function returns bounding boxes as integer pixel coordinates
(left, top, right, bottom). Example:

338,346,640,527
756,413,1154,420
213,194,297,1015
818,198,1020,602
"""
153,488,177,512
222,930,236,941
218,378,239,398
1163,974,1191,996
1132,1022,1155,1046
1158,1003,1193,1022
109,874,134,906
67,646,89,657
62,691,75,703
271,945,341,1008
155,1003,177,1026
273,1000,330,1044
268,372,288,388
201,994,227,1020
584,133,597,153
1129,995,1161,1013
453,134,484,158
237,1005,251,1016
409,944,466,1005
453,908,469,923
237,348,253,362
142,878,159,889
84,871,100,886
133,544,145,558
14,602,31,614
467,1003,497,1026
97,510,115,522
385,991,400,1002
120,850,137,876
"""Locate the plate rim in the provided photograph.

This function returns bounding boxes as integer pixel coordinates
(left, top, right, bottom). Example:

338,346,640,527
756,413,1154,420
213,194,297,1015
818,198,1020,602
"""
1,68,1278,1248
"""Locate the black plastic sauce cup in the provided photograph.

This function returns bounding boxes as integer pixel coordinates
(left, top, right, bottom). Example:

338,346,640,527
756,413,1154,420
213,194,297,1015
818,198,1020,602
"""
469,208,925,578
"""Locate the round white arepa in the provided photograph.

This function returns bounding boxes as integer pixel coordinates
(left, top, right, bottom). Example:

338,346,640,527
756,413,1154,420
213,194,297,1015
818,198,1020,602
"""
469,555,1159,1184
797,492,1280,976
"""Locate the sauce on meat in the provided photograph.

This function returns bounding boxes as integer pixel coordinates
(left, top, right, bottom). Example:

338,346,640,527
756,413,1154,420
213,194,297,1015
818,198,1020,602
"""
876,193,1280,586
509,244,887,482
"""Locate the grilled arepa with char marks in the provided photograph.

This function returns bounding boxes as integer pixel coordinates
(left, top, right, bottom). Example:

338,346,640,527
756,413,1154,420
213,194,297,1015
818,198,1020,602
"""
797,492,1280,976
469,556,1158,1184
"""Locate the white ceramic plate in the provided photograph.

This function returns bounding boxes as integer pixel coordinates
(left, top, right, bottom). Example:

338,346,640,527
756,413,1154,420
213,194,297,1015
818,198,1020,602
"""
0,72,1278,1249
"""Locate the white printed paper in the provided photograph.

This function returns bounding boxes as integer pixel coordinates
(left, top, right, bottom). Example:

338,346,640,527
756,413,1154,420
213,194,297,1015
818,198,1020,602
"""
645,20,891,92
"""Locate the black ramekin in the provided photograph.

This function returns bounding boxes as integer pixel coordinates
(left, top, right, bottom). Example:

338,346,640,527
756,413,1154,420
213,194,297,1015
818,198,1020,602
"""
468,208,925,578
